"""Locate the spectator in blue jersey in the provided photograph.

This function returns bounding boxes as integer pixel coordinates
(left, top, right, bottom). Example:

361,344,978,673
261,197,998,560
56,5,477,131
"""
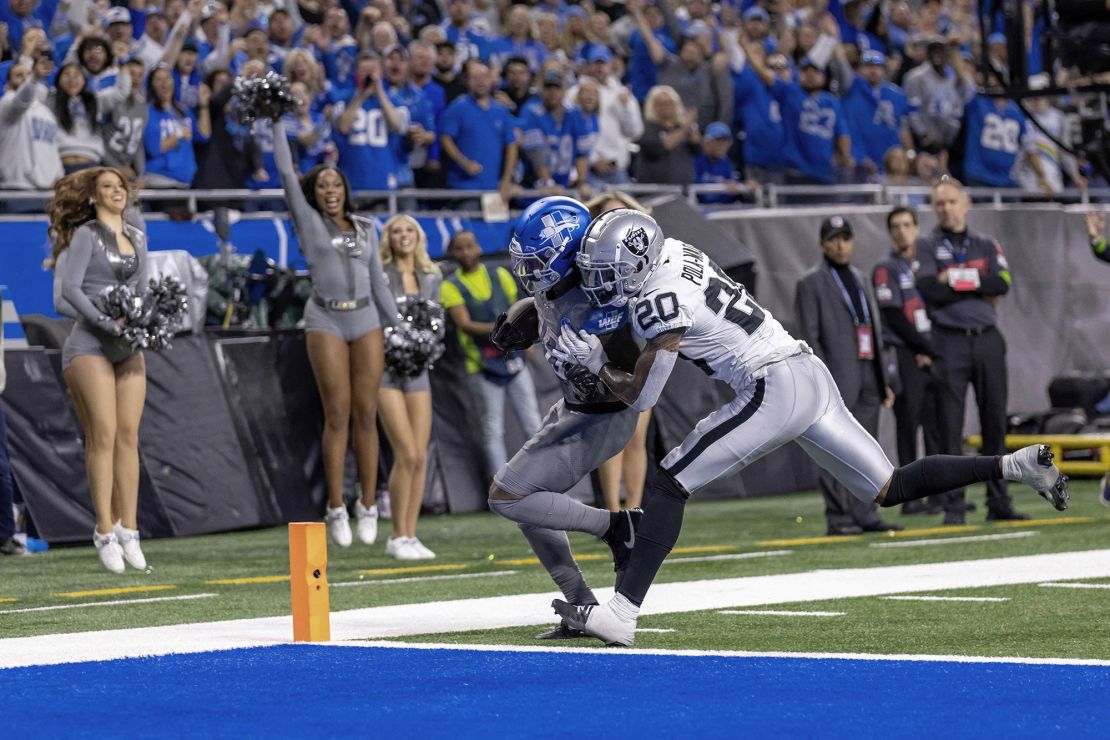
230,22,274,76
490,5,547,72
282,80,331,174
266,7,303,72
144,63,209,187
519,70,593,198
625,0,680,102
636,84,700,185
166,40,202,112
725,30,788,184
958,91,1029,189
492,55,534,117
383,44,436,194
316,7,358,97
694,121,743,204
334,52,407,197
284,49,331,114
747,47,854,185
831,46,912,178
439,59,518,205
438,0,491,68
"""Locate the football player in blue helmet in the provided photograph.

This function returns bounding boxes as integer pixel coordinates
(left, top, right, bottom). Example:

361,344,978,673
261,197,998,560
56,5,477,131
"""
488,195,645,641
509,196,592,295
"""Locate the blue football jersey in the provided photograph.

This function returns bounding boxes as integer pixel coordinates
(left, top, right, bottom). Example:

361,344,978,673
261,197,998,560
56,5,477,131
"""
842,76,909,171
962,94,1025,187
519,101,594,186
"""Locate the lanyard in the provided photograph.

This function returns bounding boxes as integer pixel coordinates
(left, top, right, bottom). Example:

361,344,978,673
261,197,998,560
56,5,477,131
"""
828,266,871,326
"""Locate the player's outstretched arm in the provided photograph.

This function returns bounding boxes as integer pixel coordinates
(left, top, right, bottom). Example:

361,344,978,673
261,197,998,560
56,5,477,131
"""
598,328,684,412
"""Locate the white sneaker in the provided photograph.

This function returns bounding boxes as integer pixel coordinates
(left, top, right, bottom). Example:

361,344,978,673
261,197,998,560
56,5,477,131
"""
1001,445,1070,511
552,597,637,646
93,530,125,574
355,500,379,545
384,536,422,560
325,505,352,547
113,521,147,570
408,537,435,559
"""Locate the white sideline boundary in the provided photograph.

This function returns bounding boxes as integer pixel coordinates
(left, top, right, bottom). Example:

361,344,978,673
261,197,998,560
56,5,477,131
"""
2,549,1109,670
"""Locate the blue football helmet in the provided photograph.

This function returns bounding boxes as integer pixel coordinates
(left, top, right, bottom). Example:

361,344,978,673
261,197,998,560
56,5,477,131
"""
509,196,591,295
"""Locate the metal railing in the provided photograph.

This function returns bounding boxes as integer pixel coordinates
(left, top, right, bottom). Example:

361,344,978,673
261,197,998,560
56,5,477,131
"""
1,183,1106,219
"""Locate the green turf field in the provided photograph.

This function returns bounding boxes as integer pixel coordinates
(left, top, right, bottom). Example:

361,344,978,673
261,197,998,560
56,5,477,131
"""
2,481,1107,657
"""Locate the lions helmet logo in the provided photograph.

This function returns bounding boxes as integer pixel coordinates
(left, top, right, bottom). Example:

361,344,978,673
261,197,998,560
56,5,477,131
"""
622,226,650,257
539,211,580,251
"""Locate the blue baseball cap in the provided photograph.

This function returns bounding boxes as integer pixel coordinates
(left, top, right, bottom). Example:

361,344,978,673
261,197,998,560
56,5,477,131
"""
861,50,885,65
585,46,612,64
705,121,731,139
988,32,1007,47
743,7,769,22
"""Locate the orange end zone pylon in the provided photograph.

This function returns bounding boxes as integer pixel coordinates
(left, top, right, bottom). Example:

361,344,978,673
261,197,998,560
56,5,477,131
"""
288,522,330,642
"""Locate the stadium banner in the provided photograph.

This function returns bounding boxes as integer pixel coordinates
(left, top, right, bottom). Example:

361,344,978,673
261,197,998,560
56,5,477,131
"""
1,215,512,319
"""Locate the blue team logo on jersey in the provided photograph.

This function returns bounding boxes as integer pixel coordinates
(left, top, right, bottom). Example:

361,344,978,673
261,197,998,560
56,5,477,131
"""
539,212,580,250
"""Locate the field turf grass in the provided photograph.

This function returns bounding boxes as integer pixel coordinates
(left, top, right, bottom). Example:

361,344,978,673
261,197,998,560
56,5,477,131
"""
1,481,1108,661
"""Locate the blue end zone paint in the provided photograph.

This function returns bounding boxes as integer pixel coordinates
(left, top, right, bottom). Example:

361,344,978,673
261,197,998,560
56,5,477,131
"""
3,644,1108,737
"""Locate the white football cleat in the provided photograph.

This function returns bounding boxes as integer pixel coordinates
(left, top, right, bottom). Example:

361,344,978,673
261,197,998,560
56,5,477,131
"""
552,598,636,646
325,505,353,547
1001,445,1069,511
355,500,378,545
113,521,147,570
93,530,125,574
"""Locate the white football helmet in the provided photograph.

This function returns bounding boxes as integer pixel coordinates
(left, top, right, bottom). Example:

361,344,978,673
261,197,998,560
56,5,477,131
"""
576,209,664,308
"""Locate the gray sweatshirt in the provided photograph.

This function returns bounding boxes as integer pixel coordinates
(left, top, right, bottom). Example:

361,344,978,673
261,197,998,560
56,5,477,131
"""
273,119,398,325
0,78,65,189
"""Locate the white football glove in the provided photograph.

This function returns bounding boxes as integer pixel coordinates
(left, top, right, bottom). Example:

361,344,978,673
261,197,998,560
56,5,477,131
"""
556,325,609,375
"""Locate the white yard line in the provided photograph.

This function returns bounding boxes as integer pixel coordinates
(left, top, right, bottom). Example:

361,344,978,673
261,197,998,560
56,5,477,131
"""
2,549,1109,669
332,571,519,587
1038,582,1110,590
720,609,844,617
870,532,1037,548
634,629,675,634
881,596,1010,603
664,550,792,564
0,594,216,615
343,640,1110,667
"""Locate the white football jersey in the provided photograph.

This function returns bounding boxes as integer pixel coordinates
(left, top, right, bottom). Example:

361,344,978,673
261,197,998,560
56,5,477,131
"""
631,239,802,389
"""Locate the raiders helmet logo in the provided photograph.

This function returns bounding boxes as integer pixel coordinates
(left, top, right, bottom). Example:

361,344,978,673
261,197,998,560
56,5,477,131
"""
622,226,650,256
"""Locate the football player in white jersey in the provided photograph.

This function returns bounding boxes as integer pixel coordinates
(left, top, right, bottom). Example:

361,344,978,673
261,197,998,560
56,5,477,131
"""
549,209,1071,646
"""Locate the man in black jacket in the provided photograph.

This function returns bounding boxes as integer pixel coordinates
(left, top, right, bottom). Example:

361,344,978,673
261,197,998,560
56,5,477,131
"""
915,177,1026,524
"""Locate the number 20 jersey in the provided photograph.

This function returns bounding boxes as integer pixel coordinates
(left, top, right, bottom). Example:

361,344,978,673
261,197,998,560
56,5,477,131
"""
630,239,803,390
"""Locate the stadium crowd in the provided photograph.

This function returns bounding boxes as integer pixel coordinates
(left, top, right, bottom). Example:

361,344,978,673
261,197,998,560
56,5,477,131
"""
0,0,1102,209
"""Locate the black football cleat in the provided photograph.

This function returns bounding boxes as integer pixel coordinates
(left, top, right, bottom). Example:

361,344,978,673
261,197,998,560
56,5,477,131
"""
535,620,587,640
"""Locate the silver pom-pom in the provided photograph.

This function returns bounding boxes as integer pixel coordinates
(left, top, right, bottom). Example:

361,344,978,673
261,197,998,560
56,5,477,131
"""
384,297,446,378
232,71,300,125
95,277,189,352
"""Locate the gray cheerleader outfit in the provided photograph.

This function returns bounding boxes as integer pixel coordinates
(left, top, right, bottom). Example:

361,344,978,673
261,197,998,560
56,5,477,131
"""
380,264,444,393
274,120,399,341
56,214,149,371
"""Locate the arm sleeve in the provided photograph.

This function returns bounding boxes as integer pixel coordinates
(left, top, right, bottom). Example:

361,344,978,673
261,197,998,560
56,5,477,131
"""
369,232,400,329
439,279,463,309
58,228,117,332
979,238,1011,296
916,276,965,307
273,119,313,228
143,109,162,158
638,123,665,160
0,77,41,125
